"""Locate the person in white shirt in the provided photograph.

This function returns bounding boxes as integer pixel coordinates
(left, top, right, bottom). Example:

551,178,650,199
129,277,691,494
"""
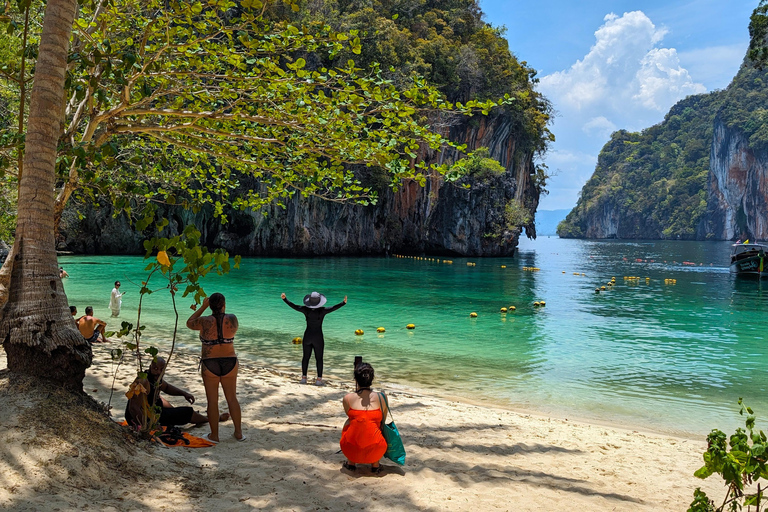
109,281,126,317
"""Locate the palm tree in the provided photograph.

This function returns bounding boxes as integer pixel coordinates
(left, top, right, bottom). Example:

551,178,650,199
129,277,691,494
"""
0,0,91,391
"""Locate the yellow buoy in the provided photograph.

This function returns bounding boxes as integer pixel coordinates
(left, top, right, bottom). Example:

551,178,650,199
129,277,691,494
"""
355,329,364,336
600,286,606,290
501,265,506,269
509,306,516,311
533,302,540,307
406,324,415,329
377,327,386,333
539,301,546,306
500,307,508,313
292,337,302,344
470,312,478,318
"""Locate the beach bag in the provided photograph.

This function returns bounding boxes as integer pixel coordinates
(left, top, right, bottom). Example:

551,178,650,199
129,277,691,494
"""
158,426,190,446
379,392,406,465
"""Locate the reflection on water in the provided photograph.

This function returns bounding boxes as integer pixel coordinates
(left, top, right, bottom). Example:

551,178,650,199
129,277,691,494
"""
59,238,768,435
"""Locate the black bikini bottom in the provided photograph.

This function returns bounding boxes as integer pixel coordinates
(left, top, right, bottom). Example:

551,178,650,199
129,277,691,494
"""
202,357,238,377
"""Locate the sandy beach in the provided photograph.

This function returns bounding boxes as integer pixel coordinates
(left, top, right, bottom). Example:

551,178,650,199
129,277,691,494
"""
0,343,722,511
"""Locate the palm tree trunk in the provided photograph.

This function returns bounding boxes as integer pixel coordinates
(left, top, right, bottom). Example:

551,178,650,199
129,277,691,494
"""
0,0,91,391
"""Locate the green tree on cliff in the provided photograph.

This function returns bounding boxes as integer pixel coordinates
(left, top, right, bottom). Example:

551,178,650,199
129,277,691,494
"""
0,0,510,390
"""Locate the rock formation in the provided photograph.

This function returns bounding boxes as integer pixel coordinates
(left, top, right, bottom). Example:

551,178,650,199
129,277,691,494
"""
698,116,768,240
60,113,539,256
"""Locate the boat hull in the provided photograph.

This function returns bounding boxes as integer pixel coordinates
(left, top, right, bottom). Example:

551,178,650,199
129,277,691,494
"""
730,255,767,275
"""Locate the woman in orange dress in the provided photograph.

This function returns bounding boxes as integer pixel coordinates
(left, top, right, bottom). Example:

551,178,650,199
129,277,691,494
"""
340,362,388,474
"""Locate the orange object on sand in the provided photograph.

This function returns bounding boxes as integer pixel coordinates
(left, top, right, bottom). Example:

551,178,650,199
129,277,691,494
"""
118,421,215,448
340,409,388,464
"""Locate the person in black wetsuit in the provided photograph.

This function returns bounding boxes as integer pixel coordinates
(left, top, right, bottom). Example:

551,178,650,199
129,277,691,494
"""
124,357,230,429
281,291,347,385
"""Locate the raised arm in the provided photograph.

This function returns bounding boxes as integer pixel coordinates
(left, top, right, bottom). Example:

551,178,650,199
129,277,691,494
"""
281,293,304,312
325,295,348,314
186,297,209,330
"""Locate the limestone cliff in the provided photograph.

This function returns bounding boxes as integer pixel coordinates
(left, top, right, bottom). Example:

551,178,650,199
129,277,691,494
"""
60,113,539,256
559,44,768,241
698,116,768,240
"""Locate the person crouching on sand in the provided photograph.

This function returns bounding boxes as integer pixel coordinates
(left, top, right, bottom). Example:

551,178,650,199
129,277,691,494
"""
340,362,388,474
186,293,244,443
281,291,346,386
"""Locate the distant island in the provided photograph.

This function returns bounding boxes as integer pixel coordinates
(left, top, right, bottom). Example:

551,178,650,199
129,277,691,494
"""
558,9,768,241
535,209,570,236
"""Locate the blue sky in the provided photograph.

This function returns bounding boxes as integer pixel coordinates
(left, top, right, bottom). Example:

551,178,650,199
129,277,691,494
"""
479,0,758,211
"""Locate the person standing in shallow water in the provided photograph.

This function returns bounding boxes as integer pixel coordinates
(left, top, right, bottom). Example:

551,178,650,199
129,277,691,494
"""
281,291,346,385
109,281,125,317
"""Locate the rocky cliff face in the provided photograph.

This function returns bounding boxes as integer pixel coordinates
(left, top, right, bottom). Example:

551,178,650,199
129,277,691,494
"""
60,113,538,256
698,117,768,240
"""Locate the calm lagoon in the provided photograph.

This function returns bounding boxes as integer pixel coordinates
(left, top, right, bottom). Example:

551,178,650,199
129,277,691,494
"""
60,237,768,436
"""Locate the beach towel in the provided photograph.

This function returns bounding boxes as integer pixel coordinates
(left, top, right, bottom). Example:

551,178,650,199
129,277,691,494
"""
118,421,216,448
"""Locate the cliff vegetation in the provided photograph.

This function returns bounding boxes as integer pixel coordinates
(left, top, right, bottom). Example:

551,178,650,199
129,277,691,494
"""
0,0,551,255
558,50,768,240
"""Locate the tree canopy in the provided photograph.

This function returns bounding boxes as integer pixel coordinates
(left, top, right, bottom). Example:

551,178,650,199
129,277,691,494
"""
0,0,530,240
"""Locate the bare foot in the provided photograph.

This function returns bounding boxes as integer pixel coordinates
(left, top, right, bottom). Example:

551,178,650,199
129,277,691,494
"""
219,413,230,422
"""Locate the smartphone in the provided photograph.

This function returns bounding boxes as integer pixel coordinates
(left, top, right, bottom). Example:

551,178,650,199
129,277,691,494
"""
354,356,362,369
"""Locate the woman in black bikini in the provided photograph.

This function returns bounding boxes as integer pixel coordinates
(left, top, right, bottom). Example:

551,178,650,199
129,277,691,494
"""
186,293,244,443
281,291,346,385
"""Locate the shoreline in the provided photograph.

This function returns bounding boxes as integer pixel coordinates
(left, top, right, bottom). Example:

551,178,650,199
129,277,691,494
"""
1,342,724,511
162,342,715,442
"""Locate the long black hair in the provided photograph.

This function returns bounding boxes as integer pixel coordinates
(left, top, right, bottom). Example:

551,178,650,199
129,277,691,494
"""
209,293,226,340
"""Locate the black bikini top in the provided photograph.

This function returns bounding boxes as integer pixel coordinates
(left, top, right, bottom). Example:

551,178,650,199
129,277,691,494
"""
200,313,234,346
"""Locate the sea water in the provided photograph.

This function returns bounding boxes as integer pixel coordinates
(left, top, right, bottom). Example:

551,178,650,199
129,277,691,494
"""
59,238,768,436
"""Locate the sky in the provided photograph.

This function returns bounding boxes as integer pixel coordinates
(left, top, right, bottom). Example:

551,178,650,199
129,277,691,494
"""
479,0,758,211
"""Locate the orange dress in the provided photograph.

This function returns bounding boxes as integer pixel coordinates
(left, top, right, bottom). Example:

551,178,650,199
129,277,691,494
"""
340,408,388,464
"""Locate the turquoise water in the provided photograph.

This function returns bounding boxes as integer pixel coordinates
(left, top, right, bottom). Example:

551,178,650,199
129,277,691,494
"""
59,238,768,436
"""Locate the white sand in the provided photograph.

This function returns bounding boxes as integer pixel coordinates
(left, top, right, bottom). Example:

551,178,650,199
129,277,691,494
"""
0,343,722,511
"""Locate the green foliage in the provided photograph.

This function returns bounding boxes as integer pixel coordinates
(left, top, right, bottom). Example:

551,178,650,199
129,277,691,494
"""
0,0,41,244
106,225,237,436
558,92,723,239
447,147,505,181
561,7,768,241
271,0,553,155
504,200,531,229
0,0,536,233
690,400,768,512
749,0,768,69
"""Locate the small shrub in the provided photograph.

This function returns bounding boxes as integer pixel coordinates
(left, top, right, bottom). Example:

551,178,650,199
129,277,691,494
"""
689,399,768,512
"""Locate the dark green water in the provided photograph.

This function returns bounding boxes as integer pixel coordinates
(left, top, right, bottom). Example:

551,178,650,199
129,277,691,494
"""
59,238,768,435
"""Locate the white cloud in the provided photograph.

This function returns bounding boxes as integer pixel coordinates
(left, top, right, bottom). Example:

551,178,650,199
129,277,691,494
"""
536,10,708,211
539,11,705,117
634,48,706,110
582,116,617,139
